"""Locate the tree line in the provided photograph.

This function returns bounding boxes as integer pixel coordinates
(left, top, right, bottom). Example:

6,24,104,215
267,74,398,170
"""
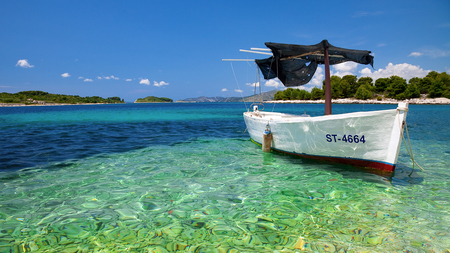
0,91,124,104
273,71,450,101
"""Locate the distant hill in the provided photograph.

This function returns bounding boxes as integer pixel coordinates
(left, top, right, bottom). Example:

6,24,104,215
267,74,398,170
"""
135,96,173,103
176,90,278,103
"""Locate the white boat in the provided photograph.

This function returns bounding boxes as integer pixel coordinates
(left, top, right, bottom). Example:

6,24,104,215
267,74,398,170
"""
230,40,408,173
244,103,408,172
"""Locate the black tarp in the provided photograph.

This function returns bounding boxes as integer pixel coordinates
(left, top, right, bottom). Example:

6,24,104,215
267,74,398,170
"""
255,40,374,87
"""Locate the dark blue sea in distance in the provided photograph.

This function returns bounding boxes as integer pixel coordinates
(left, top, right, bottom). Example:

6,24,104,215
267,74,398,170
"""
0,102,449,252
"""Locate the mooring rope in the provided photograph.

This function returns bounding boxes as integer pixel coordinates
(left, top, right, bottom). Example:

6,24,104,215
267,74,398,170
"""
402,121,424,171
398,108,424,171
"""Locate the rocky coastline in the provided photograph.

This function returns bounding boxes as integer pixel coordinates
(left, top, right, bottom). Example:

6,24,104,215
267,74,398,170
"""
0,102,115,107
265,97,450,105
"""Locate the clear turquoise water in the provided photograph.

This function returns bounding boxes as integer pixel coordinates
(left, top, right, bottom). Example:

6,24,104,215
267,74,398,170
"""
0,103,449,252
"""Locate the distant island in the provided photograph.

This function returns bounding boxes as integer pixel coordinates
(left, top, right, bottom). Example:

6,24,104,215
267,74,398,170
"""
134,96,173,103
0,91,124,106
176,90,278,103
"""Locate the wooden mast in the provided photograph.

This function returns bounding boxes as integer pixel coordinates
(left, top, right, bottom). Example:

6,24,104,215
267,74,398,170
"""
324,47,332,115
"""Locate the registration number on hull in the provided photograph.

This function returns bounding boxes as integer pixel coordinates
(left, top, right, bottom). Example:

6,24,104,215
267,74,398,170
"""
326,134,366,143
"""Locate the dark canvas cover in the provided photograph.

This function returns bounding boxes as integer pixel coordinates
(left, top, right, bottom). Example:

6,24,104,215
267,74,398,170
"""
255,40,374,87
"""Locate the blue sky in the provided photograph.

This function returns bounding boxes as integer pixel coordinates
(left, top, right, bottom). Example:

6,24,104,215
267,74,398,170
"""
1,0,449,102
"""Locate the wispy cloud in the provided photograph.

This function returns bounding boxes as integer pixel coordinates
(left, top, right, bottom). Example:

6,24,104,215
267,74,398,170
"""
84,78,93,82
78,76,84,79
221,88,228,92
235,89,243,93
409,49,450,58
61,73,71,78
125,79,132,81
409,52,423,57
153,81,169,87
352,11,384,18
98,75,119,80
16,59,34,68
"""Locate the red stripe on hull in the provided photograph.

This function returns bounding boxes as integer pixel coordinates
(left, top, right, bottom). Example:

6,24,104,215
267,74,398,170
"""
275,149,396,173
250,139,396,174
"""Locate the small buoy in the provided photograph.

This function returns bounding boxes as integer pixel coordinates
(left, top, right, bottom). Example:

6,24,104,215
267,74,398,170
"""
262,123,272,152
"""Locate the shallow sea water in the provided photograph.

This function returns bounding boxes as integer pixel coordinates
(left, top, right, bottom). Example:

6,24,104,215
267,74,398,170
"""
0,103,449,252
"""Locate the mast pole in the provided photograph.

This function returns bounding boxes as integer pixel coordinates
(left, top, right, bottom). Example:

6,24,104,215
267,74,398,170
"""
324,47,332,115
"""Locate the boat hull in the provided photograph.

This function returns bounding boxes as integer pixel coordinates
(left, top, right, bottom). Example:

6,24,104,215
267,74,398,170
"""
243,103,408,172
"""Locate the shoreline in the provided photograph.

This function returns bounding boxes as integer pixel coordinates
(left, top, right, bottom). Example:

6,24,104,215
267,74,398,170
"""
0,102,124,107
2,97,450,107
264,97,450,105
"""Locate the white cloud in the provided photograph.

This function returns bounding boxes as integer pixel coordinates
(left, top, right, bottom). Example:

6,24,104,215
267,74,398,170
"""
125,79,132,82
331,62,357,77
153,81,169,87
16,59,34,68
78,76,84,79
140,79,150,85
235,89,243,93
84,78,93,82
264,79,283,88
409,52,423,57
61,73,70,78
309,66,324,87
97,76,102,79
360,62,430,81
221,88,228,92
246,82,260,87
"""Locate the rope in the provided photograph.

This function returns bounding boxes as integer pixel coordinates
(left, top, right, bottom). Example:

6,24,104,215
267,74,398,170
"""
402,121,424,171
230,62,248,110
397,108,424,171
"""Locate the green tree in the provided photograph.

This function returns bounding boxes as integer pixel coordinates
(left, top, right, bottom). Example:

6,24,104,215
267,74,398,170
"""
341,75,358,97
311,87,324,100
428,78,445,98
386,76,407,99
375,78,390,93
418,77,433,94
357,77,374,91
301,90,311,100
339,80,351,98
283,88,293,100
404,83,420,98
426,71,440,80
273,91,285,100
355,85,372,100
291,89,301,100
